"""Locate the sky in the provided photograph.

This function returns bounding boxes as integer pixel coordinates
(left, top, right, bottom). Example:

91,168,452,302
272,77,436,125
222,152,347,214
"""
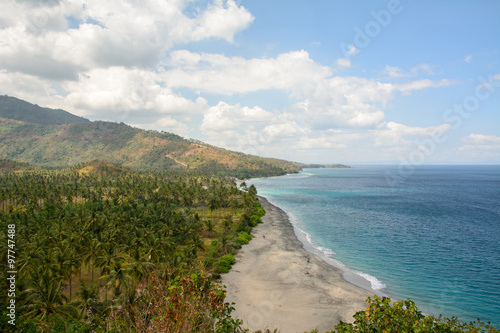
0,0,499,165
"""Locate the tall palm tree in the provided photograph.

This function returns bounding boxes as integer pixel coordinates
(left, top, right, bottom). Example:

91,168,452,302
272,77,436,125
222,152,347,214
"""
83,238,101,283
101,257,132,298
126,248,152,290
20,268,79,320
95,243,116,301
63,247,81,301
75,280,101,319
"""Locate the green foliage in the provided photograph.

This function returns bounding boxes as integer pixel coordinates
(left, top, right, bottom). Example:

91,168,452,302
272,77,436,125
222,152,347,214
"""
216,254,236,274
250,214,263,226
254,206,266,217
335,295,500,333
205,218,215,232
237,231,252,245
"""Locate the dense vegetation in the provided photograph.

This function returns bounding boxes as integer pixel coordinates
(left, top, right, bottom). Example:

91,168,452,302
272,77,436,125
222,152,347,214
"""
0,160,266,332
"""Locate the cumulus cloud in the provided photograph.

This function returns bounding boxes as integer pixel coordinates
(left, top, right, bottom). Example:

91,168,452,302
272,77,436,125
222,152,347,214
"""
163,50,458,132
0,0,251,121
0,0,253,78
197,97,455,164
199,101,308,156
201,101,275,133
163,50,332,96
63,67,208,121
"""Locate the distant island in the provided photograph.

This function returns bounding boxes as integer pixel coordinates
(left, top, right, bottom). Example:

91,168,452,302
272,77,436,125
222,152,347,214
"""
301,163,351,168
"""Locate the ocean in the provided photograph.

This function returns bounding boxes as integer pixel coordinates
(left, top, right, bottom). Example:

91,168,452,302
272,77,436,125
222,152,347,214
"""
248,165,500,326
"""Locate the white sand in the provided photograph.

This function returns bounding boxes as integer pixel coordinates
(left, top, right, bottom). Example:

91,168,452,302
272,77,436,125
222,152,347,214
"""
221,197,372,333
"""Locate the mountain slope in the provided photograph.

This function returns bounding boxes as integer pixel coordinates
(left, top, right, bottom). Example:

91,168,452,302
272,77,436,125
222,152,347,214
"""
0,95,89,125
0,97,302,177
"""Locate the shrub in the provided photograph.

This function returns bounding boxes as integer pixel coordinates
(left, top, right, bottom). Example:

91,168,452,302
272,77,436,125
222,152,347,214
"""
236,231,252,245
113,273,243,333
335,295,500,333
250,214,262,226
254,206,266,217
216,254,236,274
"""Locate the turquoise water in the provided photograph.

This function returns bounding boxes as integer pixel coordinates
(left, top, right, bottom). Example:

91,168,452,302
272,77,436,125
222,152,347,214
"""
248,165,500,326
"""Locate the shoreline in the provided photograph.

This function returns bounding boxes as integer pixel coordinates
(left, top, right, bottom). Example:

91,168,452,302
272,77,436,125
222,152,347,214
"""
221,196,373,333
266,196,386,294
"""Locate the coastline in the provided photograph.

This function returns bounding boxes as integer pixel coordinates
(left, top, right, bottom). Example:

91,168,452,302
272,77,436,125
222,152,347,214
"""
222,196,372,333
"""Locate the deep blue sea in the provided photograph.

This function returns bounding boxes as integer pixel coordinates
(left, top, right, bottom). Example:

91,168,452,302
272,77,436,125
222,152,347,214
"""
248,165,500,326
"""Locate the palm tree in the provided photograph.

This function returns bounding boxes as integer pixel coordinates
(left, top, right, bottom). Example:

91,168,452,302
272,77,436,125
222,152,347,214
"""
101,257,132,298
95,243,116,301
126,248,152,290
75,280,101,318
228,197,239,215
243,193,254,213
208,194,220,222
83,238,101,283
20,268,79,320
63,247,81,301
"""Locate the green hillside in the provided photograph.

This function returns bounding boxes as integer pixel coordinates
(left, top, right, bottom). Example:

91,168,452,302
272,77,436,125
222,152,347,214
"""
0,97,302,177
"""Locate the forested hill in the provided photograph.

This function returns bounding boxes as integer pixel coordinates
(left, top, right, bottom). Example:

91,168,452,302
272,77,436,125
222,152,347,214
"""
0,96,302,178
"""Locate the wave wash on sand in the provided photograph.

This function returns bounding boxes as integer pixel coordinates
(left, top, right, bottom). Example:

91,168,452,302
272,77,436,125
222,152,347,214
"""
222,197,371,333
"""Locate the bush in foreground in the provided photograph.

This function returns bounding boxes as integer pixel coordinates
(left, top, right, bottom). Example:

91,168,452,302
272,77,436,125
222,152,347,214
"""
335,295,499,333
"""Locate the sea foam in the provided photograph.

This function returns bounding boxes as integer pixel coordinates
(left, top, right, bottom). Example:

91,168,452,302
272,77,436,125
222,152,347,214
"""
355,271,387,291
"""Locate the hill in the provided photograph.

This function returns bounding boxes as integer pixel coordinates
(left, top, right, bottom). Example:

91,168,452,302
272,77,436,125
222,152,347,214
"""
0,159,39,172
0,95,90,125
0,96,302,177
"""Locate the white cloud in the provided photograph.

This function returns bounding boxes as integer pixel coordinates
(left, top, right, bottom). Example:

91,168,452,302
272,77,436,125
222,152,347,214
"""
164,50,459,131
464,55,472,63
293,76,394,129
384,64,436,78
337,58,352,67
200,101,308,156
201,101,275,133
191,0,254,43
367,122,452,149
163,50,332,96
262,121,304,138
0,0,253,77
462,133,500,146
165,51,399,129
345,44,358,57
458,134,500,161
155,116,192,137
63,67,208,120
394,79,456,93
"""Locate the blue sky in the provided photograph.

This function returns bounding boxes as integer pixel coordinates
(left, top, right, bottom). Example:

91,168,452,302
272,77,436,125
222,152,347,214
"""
0,0,499,164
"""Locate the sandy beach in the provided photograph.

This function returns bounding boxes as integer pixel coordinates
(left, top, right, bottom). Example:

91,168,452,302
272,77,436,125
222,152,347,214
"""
221,197,373,333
